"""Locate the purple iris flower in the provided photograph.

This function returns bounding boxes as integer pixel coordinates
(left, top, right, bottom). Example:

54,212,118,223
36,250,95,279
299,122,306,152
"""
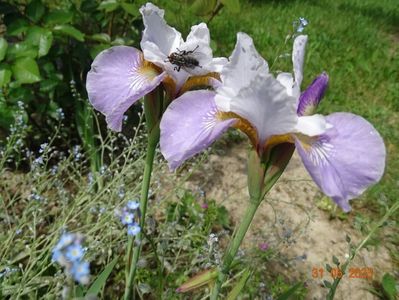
159,33,386,212
86,3,226,132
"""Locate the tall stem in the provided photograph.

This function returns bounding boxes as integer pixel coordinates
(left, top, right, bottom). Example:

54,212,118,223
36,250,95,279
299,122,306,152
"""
210,198,261,300
124,90,161,300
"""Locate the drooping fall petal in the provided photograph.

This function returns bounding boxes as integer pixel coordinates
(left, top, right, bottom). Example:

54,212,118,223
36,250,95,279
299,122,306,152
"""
86,46,165,131
295,112,386,211
160,90,236,170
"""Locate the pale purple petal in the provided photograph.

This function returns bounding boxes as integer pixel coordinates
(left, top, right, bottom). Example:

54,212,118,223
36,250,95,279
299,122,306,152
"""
295,112,386,212
160,90,237,170
297,72,329,116
86,46,165,131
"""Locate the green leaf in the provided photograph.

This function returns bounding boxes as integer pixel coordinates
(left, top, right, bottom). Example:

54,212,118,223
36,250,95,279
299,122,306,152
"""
27,0,45,22
98,0,120,12
44,10,73,25
177,268,218,293
0,100,15,129
121,3,138,16
53,25,85,42
221,0,240,14
86,256,119,296
0,66,12,86
25,27,53,57
7,19,30,36
326,264,332,272
90,44,110,59
382,273,397,300
7,43,38,60
0,38,8,61
323,280,332,288
276,282,303,300
190,0,217,16
12,57,41,84
90,33,111,44
332,255,340,266
226,269,252,300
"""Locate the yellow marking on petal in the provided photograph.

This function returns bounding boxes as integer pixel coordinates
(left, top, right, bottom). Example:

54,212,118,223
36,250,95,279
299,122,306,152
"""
179,73,221,96
162,75,177,98
264,134,295,150
139,60,162,80
217,111,258,147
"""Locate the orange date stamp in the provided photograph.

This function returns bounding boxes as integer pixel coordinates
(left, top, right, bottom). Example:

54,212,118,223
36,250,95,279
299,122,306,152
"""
312,267,374,280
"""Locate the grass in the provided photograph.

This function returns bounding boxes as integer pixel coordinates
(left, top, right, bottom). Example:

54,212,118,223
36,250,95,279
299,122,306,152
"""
1,0,398,298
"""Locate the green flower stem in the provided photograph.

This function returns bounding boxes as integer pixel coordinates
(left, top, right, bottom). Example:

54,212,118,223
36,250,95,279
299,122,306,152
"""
326,200,399,300
210,196,262,300
124,90,161,300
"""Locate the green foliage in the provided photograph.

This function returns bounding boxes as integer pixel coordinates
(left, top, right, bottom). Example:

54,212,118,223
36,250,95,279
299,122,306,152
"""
381,273,398,300
86,256,120,296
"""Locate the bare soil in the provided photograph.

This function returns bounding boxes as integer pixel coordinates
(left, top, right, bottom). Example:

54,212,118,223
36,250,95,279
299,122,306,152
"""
186,141,395,300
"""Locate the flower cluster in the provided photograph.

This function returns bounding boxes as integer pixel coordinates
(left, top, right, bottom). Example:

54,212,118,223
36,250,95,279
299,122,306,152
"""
51,232,90,285
86,2,386,213
119,200,141,236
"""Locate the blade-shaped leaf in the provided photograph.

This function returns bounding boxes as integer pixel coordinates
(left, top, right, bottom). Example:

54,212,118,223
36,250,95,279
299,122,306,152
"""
53,25,85,42
177,268,218,293
12,57,41,84
226,269,252,300
86,256,119,296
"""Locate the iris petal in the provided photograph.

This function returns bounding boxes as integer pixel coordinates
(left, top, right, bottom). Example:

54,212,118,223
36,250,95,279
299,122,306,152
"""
295,112,386,212
86,46,165,131
297,72,329,116
230,72,298,146
160,90,236,170
215,32,268,112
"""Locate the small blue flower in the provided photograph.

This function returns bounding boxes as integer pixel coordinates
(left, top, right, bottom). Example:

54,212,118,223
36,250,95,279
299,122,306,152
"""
127,200,140,210
54,233,74,251
121,212,135,225
296,17,309,33
127,224,141,236
71,261,90,284
65,244,84,262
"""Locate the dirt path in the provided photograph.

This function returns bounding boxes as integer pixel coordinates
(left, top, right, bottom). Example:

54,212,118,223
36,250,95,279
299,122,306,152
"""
187,141,394,300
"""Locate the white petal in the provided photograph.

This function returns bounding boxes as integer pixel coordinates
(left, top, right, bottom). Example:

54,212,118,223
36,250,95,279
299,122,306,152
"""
276,72,300,98
295,114,331,136
215,32,268,111
230,72,298,144
140,3,182,66
292,35,307,88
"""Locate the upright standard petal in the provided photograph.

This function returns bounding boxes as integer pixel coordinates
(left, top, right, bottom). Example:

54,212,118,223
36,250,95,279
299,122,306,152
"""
276,35,307,100
230,72,298,146
86,46,165,131
295,112,386,212
140,3,182,67
292,35,307,87
297,72,329,116
160,90,237,170
215,32,268,112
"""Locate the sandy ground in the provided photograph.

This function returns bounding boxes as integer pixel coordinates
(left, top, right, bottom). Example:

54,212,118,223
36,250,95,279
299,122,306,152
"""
185,141,395,300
